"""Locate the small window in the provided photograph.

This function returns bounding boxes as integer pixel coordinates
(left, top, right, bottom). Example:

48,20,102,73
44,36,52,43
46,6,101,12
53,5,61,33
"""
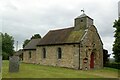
42,48,46,58
81,20,83,22
57,47,62,59
29,51,32,58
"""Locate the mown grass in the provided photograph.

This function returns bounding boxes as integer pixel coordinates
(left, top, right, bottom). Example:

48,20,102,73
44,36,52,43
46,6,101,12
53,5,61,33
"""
2,60,118,78
0,73,1,79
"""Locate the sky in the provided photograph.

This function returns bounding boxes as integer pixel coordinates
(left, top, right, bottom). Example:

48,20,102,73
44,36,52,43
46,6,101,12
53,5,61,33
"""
118,1,120,18
0,0,119,58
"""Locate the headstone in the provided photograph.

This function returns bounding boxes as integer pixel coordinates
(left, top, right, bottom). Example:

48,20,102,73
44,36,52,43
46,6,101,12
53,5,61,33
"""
9,56,20,72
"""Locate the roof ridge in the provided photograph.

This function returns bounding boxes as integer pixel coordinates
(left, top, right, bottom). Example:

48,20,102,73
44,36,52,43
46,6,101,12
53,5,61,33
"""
31,38,41,40
24,38,41,50
75,13,93,20
49,27,74,32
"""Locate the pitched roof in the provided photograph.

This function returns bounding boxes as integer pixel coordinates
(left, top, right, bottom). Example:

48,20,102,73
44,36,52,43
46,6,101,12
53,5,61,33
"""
66,30,85,43
75,13,93,20
76,13,87,18
14,49,23,56
37,14,94,46
38,27,74,45
38,27,86,46
24,39,41,50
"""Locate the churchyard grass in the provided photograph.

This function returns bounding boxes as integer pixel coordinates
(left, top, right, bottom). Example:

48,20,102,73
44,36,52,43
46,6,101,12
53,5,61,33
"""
2,60,118,78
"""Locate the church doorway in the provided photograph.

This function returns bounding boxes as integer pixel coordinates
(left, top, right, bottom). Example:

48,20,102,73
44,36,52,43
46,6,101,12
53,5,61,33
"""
90,52,94,68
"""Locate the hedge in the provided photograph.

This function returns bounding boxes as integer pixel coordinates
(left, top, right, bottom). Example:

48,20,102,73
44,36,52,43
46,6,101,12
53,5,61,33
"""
104,63,120,69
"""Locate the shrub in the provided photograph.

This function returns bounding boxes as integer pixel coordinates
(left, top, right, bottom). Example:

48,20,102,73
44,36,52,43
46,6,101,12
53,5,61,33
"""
104,62,120,69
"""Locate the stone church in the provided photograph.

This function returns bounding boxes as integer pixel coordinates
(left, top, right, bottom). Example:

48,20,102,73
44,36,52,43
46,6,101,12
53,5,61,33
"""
23,13,103,70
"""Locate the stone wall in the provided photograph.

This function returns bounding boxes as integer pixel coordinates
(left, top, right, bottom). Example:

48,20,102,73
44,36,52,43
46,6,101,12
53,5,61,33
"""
23,26,103,70
80,25,103,70
23,50,37,64
74,16,93,30
36,44,80,69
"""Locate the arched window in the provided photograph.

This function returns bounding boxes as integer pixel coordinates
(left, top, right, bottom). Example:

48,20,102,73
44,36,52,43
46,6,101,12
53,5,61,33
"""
57,47,62,59
42,48,46,58
29,51,31,58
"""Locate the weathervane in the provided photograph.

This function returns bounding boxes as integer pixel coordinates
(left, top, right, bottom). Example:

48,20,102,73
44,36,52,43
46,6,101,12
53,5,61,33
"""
81,9,85,14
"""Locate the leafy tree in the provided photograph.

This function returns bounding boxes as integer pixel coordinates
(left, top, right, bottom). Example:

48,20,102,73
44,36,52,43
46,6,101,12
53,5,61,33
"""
23,34,41,48
23,39,30,48
2,33,14,60
103,49,110,66
31,34,41,39
113,19,120,62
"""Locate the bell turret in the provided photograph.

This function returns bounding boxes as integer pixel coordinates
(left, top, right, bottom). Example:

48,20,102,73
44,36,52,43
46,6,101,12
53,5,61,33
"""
74,12,93,30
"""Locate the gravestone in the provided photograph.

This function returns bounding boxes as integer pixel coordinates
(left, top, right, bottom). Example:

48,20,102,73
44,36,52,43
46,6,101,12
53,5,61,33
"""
9,56,20,72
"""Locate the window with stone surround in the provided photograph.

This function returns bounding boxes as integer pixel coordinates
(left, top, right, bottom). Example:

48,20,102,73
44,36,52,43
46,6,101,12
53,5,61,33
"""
42,48,46,58
57,47,62,59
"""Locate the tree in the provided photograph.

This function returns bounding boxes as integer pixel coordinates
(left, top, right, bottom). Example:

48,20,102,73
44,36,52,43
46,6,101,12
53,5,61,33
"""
2,33,14,60
23,39,30,48
103,49,110,66
31,34,41,39
113,19,120,62
23,34,41,48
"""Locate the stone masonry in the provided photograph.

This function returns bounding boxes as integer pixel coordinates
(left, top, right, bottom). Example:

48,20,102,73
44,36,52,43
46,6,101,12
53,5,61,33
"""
23,13,103,70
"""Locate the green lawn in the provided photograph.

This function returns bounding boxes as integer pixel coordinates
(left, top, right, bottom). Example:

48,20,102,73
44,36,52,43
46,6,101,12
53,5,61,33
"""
2,60,118,78
0,73,1,79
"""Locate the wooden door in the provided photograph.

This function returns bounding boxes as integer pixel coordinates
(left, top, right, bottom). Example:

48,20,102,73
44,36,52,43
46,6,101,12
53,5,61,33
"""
90,53,94,68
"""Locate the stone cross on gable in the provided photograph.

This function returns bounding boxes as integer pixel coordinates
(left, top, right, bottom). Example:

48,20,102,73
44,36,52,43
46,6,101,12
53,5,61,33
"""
81,9,85,14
